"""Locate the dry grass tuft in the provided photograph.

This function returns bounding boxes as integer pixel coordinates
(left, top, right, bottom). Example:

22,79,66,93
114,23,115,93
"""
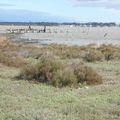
84,50,104,62
0,50,24,68
99,44,115,61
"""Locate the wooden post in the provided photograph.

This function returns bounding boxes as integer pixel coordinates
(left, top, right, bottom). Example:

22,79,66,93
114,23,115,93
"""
43,26,46,33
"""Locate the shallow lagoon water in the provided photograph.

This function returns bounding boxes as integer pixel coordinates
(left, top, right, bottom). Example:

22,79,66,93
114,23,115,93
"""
12,37,120,46
6,26,120,46
12,33,120,46
34,39,120,46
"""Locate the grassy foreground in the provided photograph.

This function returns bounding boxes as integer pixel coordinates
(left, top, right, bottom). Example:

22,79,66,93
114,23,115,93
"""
0,61,120,120
0,37,120,119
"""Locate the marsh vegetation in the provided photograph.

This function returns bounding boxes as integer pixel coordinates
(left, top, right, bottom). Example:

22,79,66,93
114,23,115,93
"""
0,37,120,119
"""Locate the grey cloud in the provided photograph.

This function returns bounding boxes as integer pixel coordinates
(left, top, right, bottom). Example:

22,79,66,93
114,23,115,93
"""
76,0,101,1
74,0,120,10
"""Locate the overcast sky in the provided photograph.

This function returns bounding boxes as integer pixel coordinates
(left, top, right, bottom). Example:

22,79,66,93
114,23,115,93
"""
0,0,120,22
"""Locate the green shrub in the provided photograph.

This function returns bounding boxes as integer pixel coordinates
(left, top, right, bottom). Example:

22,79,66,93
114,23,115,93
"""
52,67,77,87
19,57,62,82
19,56,102,87
19,64,37,80
19,61,79,87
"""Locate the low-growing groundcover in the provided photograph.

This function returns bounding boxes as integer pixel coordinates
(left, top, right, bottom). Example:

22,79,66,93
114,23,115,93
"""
19,55,102,87
0,60,120,120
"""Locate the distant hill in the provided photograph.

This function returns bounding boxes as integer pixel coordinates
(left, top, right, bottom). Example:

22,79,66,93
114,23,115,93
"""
0,9,118,27
0,9,74,23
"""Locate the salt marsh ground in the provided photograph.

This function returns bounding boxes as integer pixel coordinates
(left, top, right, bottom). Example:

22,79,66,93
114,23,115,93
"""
0,28,120,120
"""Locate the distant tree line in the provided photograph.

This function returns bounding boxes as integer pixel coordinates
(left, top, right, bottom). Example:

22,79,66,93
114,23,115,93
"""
62,22,117,27
0,22,118,27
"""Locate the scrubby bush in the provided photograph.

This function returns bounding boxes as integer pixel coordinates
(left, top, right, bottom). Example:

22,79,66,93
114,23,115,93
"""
84,50,104,62
0,51,24,67
99,44,115,61
20,62,77,87
52,67,77,87
73,63,103,85
19,54,102,87
48,44,85,59
19,54,63,83
112,51,120,60
48,44,120,61
19,64,37,80
83,44,120,62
